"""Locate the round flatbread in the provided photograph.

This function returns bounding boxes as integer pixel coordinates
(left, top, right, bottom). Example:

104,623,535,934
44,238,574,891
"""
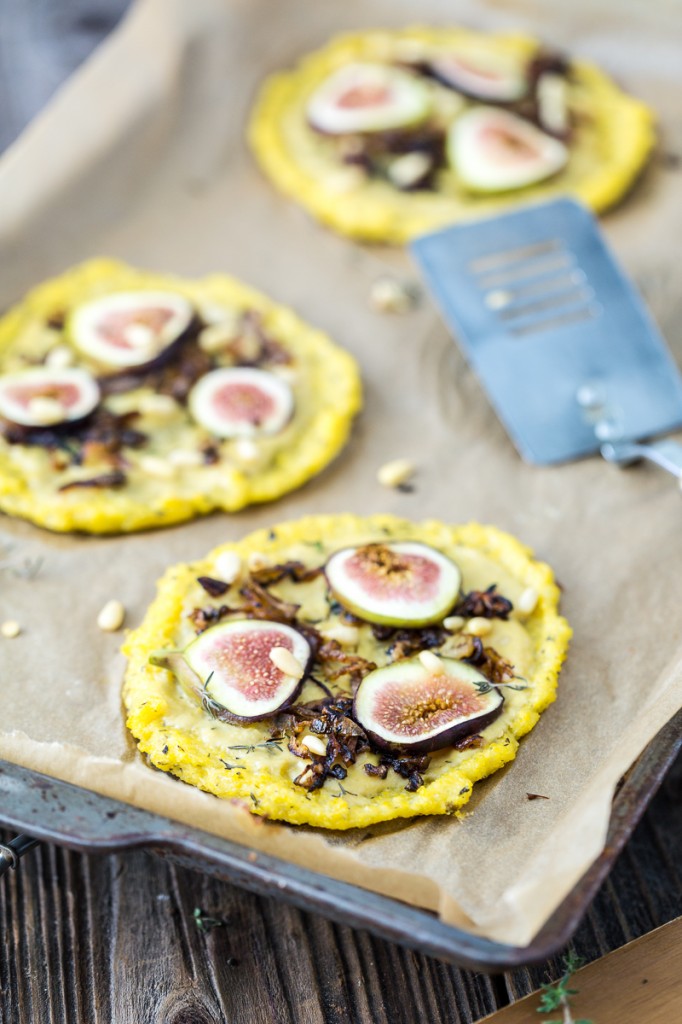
249,26,655,244
0,260,361,533
123,514,571,829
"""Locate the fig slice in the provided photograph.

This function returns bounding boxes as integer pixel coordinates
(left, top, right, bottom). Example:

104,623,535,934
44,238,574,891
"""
307,62,432,135
325,542,461,627
68,291,193,369
154,619,312,721
429,48,528,103
448,107,568,192
353,655,503,754
188,367,293,438
0,366,100,427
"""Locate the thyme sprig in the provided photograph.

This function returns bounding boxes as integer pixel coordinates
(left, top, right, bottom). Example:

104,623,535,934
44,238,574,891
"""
331,781,358,799
192,906,225,933
537,952,594,1024
226,739,284,755
474,677,529,694
199,672,224,719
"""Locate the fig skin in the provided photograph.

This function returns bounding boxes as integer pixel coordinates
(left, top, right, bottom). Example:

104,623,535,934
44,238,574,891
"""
0,366,101,429
96,316,200,383
150,618,312,722
447,106,568,194
353,656,504,755
67,292,196,374
307,62,432,136
427,54,528,104
325,542,461,628
187,366,294,439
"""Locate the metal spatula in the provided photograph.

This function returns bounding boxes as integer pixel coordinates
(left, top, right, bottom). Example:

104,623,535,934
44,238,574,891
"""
411,198,682,479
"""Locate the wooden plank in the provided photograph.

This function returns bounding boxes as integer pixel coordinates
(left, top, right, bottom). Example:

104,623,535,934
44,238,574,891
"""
0,753,679,1022
482,917,682,1023
0,837,500,1024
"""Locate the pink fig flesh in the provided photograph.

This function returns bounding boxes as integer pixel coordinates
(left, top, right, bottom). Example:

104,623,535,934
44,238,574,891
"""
353,656,503,754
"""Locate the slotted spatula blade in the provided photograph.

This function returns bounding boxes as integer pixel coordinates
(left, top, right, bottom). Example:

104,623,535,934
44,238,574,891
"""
411,198,682,466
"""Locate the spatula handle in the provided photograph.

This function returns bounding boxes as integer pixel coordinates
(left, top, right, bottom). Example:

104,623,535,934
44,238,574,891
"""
601,439,682,480
0,834,39,878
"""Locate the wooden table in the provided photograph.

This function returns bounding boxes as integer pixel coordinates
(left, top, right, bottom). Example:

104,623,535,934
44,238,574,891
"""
1,4,681,1021
1,759,679,1023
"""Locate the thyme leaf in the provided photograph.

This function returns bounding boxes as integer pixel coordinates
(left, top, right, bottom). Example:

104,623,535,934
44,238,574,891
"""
331,781,358,799
226,739,284,755
192,906,225,933
537,952,593,1024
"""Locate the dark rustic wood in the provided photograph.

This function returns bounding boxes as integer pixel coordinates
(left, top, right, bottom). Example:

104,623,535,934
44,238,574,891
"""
1,752,679,1023
483,918,682,1024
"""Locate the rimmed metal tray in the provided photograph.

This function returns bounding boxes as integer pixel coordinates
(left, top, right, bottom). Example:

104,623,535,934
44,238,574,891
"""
1,706,680,972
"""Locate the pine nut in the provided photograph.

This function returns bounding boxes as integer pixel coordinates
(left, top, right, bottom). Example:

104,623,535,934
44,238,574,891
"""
198,321,239,354
45,344,74,369
517,587,539,616
247,551,269,572
443,615,465,632
269,646,304,678
377,458,415,489
387,152,432,189
419,650,445,674
463,617,492,637
301,734,327,757
27,396,64,424
1,620,21,639
320,623,360,646
537,73,568,136
214,551,242,585
97,599,125,632
233,439,260,465
369,277,415,314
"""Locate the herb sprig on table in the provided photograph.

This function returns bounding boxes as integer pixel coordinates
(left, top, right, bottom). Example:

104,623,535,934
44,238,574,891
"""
537,952,594,1024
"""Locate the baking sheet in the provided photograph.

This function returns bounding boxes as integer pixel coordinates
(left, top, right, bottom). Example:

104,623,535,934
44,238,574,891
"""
1,0,682,947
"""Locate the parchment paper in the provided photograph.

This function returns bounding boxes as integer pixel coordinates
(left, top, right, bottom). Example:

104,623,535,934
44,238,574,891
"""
1,0,681,947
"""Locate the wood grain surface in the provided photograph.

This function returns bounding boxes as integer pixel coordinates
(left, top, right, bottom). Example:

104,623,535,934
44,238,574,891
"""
1,756,679,1023
479,917,682,1023
0,3,681,1022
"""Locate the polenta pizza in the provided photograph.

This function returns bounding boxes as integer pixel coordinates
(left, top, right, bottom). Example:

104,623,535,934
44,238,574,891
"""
123,514,571,829
0,260,361,533
249,26,655,243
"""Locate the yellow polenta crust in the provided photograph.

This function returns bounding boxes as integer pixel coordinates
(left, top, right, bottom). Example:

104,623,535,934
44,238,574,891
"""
123,514,571,829
248,26,655,244
0,260,361,533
